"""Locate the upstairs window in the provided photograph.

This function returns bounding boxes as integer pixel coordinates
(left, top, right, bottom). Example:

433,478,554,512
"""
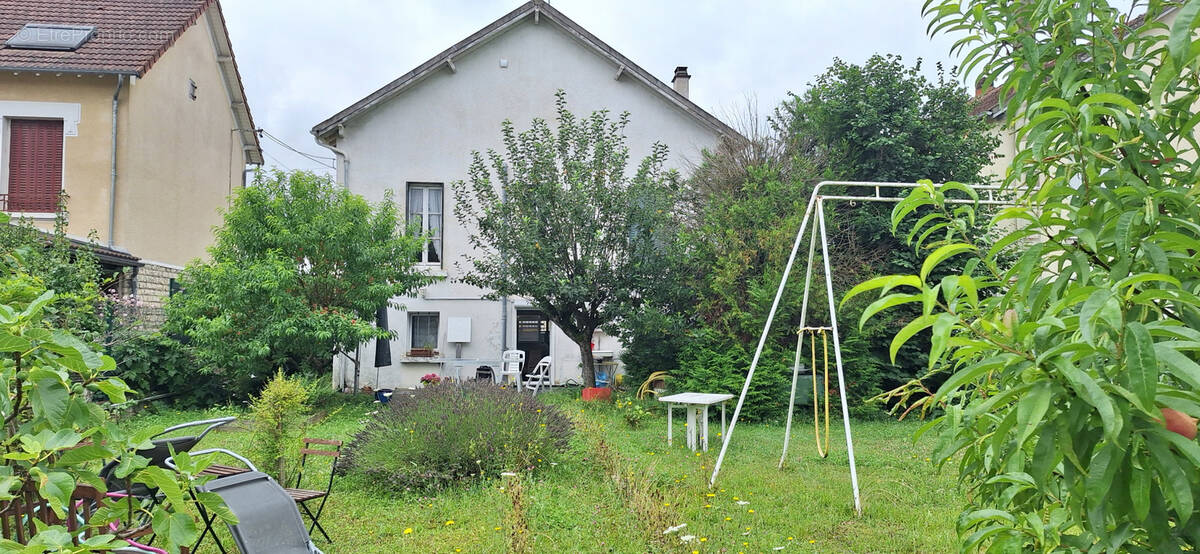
407,183,443,265
4,118,63,213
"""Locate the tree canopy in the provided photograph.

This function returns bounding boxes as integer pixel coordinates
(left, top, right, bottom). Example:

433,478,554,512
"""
453,90,678,388
165,170,431,394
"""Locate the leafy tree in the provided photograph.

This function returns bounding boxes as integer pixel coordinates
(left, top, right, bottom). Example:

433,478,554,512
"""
165,169,431,395
0,209,105,340
0,211,228,553
855,0,1200,550
453,90,679,388
780,54,996,184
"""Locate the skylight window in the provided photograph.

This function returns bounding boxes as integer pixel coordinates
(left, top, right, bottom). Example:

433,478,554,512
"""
5,24,96,51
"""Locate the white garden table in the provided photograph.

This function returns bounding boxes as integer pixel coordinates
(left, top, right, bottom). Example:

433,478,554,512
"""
658,392,734,452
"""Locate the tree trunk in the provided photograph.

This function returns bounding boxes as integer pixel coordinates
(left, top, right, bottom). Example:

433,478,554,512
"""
576,337,596,388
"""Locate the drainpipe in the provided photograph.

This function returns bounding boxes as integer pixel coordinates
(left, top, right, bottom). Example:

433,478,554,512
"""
108,75,124,247
500,184,509,356
314,124,349,187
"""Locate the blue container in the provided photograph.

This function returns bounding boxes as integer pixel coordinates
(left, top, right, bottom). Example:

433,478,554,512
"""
374,388,394,403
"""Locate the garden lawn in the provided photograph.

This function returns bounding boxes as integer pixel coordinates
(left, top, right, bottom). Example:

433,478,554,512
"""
122,392,963,553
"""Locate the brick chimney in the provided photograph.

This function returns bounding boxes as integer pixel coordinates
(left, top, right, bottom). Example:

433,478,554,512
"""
671,66,690,98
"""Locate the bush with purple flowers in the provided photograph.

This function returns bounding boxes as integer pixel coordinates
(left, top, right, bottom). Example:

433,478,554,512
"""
339,380,572,492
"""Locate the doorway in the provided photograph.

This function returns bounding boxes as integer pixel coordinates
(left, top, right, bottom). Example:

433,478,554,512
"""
516,310,550,379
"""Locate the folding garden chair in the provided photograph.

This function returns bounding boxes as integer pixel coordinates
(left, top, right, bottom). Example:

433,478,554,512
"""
167,449,322,554
284,438,343,543
523,356,552,396
100,417,237,496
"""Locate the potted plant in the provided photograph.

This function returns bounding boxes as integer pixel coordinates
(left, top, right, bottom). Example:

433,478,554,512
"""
420,373,442,386
408,346,436,357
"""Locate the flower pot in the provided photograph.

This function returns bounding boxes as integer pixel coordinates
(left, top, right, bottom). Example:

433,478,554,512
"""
581,387,612,402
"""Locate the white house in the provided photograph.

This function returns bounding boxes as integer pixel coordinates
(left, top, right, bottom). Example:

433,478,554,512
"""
312,0,733,389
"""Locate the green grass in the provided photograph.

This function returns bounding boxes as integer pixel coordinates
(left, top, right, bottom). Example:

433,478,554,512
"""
122,392,964,553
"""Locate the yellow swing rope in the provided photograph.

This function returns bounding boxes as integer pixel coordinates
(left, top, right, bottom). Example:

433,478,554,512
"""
812,329,830,458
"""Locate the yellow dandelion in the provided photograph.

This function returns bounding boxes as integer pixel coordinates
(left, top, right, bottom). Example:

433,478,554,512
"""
700,537,708,542
403,528,413,535
664,502,671,507
536,409,542,413
704,504,712,508
725,517,732,521
695,452,701,457
748,509,755,513
809,539,816,544
706,493,715,497
445,520,455,526
494,526,502,531
788,537,794,540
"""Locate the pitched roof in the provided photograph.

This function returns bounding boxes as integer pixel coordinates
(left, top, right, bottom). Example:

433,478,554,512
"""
0,0,262,165
0,0,212,75
312,0,737,141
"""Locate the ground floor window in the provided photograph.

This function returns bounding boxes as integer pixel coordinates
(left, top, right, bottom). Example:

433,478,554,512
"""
410,312,439,352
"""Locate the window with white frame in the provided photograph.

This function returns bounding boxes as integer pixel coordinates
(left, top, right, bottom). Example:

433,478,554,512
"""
410,312,439,351
407,183,443,264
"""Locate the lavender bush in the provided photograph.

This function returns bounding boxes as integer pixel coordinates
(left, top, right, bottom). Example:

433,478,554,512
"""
339,380,572,492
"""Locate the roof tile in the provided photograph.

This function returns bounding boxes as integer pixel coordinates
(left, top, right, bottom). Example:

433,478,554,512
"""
0,0,212,75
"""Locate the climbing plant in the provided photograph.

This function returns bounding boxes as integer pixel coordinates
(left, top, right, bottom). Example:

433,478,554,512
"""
851,0,1200,550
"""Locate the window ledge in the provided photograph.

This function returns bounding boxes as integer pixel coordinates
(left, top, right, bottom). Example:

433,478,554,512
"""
417,264,448,278
3,212,58,221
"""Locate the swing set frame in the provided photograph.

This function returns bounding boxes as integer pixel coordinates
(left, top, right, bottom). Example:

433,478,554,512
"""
707,180,1015,516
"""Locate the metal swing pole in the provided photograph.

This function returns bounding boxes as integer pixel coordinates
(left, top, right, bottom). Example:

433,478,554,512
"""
709,187,820,488
818,200,862,515
779,216,819,468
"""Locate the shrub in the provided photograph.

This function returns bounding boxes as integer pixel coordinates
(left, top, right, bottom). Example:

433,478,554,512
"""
110,333,230,408
675,329,795,423
340,380,572,492
249,370,311,484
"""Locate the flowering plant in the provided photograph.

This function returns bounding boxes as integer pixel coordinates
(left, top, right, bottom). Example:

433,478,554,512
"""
420,373,442,385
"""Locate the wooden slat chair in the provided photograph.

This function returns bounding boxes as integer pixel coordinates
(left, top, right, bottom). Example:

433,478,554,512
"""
284,438,342,543
0,481,170,551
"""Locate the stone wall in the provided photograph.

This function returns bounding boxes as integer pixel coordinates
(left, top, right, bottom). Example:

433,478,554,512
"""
134,261,181,329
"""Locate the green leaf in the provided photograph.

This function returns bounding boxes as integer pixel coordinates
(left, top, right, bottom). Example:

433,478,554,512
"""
1016,381,1052,446
1147,434,1193,523
0,332,31,353
29,377,69,427
890,314,938,364
1054,358,1121,440
859,293,923,330
841,275,921,307
30,468,74,519
1123,322,1158,413
94,378,132,404
920,243,975,282
152,509,199,549
1169,1,1200,67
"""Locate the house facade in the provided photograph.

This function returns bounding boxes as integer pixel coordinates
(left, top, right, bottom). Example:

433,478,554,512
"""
313,1,732,389
0,0,261,325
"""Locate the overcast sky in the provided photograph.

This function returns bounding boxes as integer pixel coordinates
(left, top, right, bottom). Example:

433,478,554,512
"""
221,0,969,174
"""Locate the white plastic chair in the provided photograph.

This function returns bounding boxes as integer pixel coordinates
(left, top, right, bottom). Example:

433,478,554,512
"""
499,350,525,385
523,356,552,396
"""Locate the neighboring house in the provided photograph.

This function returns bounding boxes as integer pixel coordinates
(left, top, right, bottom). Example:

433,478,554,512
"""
313,0,734,389
0,0,262,325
